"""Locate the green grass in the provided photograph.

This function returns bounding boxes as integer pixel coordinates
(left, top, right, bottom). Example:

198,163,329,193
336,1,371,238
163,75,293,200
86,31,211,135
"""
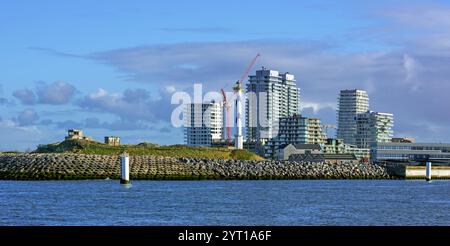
34,140,264,160
0,151,23,154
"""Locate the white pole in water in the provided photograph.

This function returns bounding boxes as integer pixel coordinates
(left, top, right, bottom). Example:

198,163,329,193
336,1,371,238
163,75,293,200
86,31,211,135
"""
426,161,432,182
120,152,130,184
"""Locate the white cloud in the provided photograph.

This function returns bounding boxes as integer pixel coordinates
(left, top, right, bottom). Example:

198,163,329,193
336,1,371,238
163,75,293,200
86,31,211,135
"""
301,101,336,114
0,118,44,151
13,89,36,105
78,87,174,123
16,109,40,126
164,86,176,93
402,54,421,85
36,81,77,104
13,81,77,105
385,4,450,30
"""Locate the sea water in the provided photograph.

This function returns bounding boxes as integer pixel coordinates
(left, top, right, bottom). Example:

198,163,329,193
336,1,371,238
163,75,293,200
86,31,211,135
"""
1,180,449,225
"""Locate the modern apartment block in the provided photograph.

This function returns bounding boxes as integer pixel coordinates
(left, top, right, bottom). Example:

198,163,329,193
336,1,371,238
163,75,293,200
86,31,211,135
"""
355,111,394,148
371,142,450,163
264,114,326,158
322,138,346,154
184,102,223,147
305,118,327,145
323,138,370,160
246,68,301,143
336,89,369,145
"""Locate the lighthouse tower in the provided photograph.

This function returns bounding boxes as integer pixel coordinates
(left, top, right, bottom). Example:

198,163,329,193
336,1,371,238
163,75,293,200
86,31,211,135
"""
233,81,244,149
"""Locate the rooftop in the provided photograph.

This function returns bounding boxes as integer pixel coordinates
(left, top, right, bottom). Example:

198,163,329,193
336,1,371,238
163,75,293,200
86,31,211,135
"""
280,143,322,150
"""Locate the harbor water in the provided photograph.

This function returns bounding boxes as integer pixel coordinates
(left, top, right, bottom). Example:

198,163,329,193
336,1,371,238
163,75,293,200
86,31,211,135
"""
1,180,450,225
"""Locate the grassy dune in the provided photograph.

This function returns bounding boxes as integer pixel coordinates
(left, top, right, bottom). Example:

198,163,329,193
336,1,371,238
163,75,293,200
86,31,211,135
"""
34,140,264,160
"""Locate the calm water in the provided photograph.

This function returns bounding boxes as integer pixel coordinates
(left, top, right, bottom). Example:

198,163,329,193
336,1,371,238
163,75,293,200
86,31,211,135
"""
1,180,450,225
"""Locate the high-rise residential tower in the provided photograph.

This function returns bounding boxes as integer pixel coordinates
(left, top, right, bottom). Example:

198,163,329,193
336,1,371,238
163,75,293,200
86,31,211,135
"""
184,102,223,147
246,68,301,144
336,89,369,145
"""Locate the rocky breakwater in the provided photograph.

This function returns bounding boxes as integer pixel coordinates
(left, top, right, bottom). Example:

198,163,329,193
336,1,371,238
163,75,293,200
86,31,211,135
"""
180,158,393,179
0,153,192,180
0,153,396,180
0,153,121,180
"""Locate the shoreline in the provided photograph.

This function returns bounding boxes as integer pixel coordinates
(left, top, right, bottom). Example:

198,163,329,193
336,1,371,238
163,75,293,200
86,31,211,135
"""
3,153,450,180
0,153,402,180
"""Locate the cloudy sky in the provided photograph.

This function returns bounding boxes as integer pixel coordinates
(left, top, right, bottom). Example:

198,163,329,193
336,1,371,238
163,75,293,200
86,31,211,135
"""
1,0,450,151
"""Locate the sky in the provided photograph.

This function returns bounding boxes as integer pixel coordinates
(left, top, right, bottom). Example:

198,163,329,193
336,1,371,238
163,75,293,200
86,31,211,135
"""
1,0,450,151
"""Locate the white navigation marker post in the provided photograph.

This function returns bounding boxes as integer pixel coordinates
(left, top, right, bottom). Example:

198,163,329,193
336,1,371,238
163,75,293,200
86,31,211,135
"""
426,160,432,182
120,152,130,184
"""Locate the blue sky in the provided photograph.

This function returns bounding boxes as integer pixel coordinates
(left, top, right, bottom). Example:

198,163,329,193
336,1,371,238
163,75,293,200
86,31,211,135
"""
2,0,450,150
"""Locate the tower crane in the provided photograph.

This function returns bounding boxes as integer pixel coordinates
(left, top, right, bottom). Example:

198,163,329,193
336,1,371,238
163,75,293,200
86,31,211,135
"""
233,53,260,149
321,124,337,138
220,89,231,146
220,53,260,147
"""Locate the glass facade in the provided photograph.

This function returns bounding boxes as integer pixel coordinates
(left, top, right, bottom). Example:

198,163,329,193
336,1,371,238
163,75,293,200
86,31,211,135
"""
372,142,450,161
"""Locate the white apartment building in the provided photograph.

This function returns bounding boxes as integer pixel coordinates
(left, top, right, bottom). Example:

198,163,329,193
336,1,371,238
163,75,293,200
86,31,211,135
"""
246,68,301,143
356,111,394,148
184,102,223,147
336,89,369,145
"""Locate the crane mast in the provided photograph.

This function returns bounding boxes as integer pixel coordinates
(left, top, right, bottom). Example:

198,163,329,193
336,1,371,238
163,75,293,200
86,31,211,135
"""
234,53,260,149
220,53,260,148
220,89,231,146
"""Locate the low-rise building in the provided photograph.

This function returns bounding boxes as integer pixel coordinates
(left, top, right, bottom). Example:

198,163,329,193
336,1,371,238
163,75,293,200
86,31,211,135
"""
105,136,120,146
65,129,92,141
391,137,415,143
371,142,450,163
276,143,322,160
323,138,346,154
345,145,370,161
323,138,370,160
